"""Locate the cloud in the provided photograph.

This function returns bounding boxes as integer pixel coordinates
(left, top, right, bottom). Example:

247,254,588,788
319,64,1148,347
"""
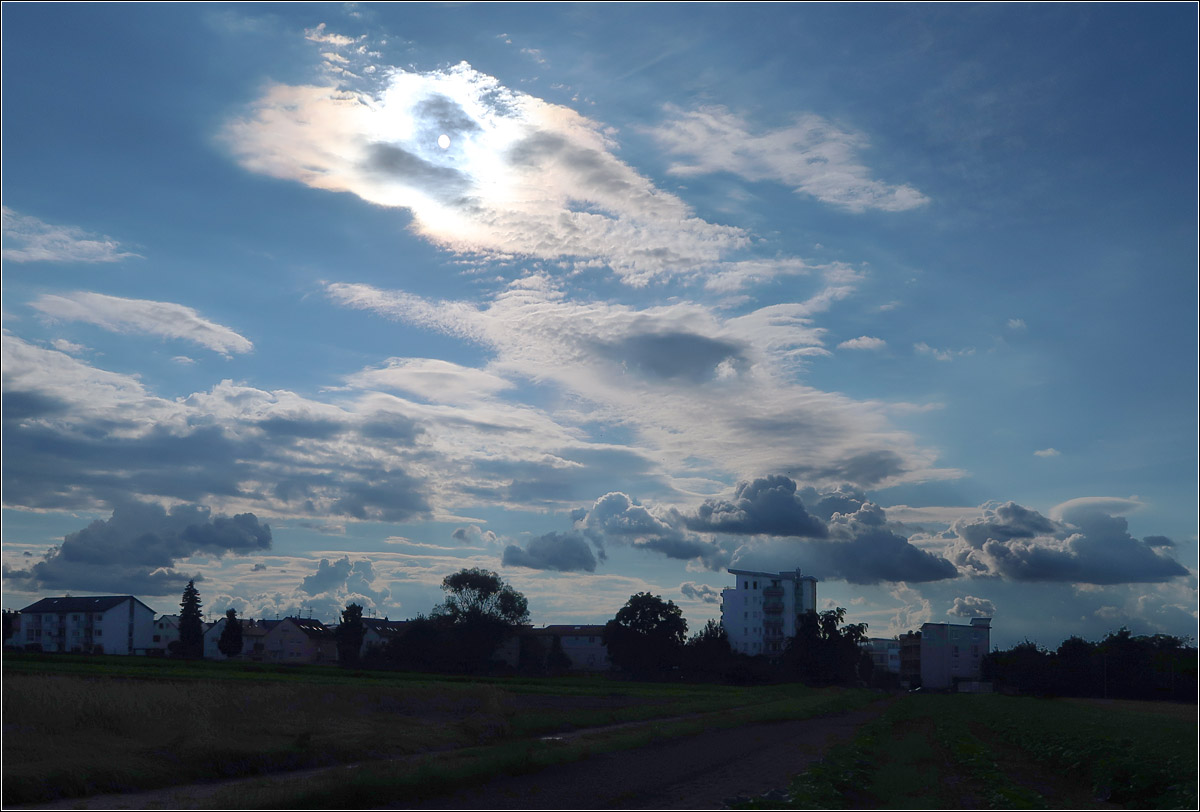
1034,447,1060,457
948,500,1187,584
647,104,929,213
680,582,721,604
949,595,996,617
452,525,498,545
1007,318,1027,331
838,336,887,351
3,501,271,595
502,531,597,572
31,292,252,356
300,555,391,606
343,357,513,402
2,207,140,263
914,342,975,362
687,475,827,537
223,60,750,285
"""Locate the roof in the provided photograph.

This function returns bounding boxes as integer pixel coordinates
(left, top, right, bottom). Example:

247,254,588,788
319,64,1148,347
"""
535,624,607,637
727,568,818,582
18,596,156,615
361,618,409,635
284,617,333,638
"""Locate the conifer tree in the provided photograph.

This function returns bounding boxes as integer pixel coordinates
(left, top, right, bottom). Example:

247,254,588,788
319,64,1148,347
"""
217,607,243,658
178,579,204,658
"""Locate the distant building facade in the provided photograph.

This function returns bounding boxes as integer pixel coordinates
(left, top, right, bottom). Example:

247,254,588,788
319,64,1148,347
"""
262,617,337,664
721,568,817,657
15,596,155,654
863,637,902,674
536,624,611,671
919,618,992,689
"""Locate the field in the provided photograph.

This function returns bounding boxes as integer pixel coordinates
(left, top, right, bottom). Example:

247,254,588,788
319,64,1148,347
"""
0,653,872,807
742,692,1198,810
3,654,1195,809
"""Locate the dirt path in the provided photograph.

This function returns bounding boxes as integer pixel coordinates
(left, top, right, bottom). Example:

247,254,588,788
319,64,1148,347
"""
409,700,893,810
14,700,892,810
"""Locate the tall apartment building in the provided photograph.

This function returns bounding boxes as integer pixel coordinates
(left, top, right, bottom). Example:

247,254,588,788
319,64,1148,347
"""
721,568,817,657
919,617,991,689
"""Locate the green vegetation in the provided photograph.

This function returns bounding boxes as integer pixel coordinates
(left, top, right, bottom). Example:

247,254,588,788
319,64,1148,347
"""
1,652,874,806
738,693,1197,810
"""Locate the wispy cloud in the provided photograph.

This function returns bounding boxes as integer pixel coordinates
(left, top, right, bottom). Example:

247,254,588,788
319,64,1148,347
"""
1034,447,1060,458
31,292,252,356
647,105,929,213
2,207,140,264
914,342,974,362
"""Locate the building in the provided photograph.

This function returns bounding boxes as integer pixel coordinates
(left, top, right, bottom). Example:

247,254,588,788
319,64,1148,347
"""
359,618,410,659
14,596,156,654
919,618,991,690
534,624,611,671
261,617,337,664
203,617,268,660
899,630,921,687
149,614,180,655
721,568,817,657
863,637,902,674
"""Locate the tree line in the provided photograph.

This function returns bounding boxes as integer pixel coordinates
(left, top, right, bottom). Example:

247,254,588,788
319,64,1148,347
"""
984,629,1197,702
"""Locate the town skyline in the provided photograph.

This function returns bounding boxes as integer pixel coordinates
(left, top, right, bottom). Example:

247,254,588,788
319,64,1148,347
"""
2,3,1196,651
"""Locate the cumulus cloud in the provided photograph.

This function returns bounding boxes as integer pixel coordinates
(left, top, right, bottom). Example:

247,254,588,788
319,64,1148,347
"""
452,525,498,545
647,104,929,213
949,595,996,617
838,336,887,351
31,292,252,356
300,555,392,606
223,58,750,285
687,475,827,537
3,501,270,595
2,207,140,263
680,582,721,604
948,500,1187,584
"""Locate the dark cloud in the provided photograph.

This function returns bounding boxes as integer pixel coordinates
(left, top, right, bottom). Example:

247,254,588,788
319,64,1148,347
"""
687,475,827,537
329,470,430,522
502,532,597,572
256,416,348,440
358,413,422,443
798,485,868,522
633,534,731,570
363,143,471,198
792,450,908,488
1,390,69,422
950,501,1189,584
299,555,391,606
593,331,748,383
416,95,483,137
680,582,722,604
3,501,271,595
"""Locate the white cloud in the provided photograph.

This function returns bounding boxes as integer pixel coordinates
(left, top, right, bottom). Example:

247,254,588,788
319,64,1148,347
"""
1034,447,1060,458
1007,318,1027,330
647,105,929,213
914,342,975,362
2,207,140,264
343,357,513,403
50,339,88,354
222,61,752,286
31,292,253,356
838,336,887,351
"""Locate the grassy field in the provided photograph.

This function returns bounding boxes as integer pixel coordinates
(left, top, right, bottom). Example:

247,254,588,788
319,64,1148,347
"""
1,653,874,806
741,692,1198,810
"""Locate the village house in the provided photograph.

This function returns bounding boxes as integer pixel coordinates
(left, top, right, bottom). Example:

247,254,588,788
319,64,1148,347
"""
262,617,337,664
14,596,156,655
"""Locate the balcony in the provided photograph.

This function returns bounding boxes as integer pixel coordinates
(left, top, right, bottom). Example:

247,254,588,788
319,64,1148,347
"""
763,586,784,598
763,601,783,615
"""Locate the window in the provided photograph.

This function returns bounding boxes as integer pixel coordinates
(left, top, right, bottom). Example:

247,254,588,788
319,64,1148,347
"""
153,635,161,642
753,581,758,589
952,645,959,657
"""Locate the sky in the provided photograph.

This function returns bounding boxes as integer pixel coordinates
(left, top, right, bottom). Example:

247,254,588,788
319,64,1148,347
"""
2,3,1196,651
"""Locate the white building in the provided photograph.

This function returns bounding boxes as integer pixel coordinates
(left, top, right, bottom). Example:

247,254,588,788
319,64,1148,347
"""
863,638,902,674
15,596,156,655
721,568,817,657
919,617,992,689
537,624,611,671
150,614,180,655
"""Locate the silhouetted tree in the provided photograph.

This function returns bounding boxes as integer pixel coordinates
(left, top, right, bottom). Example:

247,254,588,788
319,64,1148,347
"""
433,568,530,672
335,603,366,666
217,608,243,658
3,610,17,644
603,592,688,678
683,618,738,681
177,580,204,659
783,607,870,686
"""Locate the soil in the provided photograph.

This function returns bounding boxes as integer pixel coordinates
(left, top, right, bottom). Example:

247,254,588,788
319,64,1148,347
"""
12,700,893,811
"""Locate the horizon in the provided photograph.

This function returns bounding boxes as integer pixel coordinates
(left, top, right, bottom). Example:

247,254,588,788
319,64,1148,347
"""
2,3,1196,653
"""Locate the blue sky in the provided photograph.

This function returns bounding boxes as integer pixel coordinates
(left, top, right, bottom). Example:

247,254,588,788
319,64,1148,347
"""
3,3,1196,650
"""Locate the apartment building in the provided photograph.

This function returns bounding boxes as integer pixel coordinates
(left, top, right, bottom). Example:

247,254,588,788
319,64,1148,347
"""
14,596,156,654
919,617,992,689
721,568,817,657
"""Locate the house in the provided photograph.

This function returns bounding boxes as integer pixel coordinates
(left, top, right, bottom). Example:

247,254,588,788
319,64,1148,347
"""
531,624,611,671
149,614,180,655
203,617,268,660
359,618,409,660
261,617,337,664
721,568,817,657
15,596,156,655
919,618,992,690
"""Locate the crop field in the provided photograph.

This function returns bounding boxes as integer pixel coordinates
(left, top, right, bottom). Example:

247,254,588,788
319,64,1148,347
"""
744,692,1198,810
1,653,873,807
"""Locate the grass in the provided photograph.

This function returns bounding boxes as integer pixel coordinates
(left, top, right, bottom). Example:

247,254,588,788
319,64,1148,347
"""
735,692,1198,810
1,653,876,807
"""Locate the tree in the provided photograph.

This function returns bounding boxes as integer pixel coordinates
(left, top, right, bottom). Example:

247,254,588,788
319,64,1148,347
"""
178,580,204,659
335,603,366,667
783,607,870,686
433,568,530,672
603,592,688,678
217,608,243,658
3,609,17,644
